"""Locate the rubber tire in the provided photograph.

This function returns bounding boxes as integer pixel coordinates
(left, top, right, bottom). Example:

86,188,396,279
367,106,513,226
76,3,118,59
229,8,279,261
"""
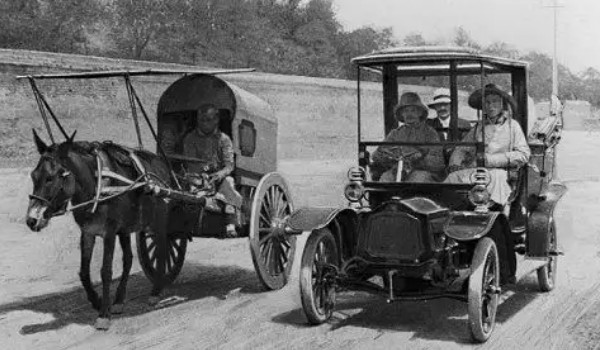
468,237,500,343
300,228,338,325
537,220,558,292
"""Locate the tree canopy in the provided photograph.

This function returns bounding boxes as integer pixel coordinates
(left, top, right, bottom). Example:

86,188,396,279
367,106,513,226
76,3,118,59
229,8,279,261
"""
1,0,597,107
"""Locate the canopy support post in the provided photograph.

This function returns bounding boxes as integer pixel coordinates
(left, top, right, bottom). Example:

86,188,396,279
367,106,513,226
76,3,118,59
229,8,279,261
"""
128,81,182,190
124,75,144,149
28,77,70,142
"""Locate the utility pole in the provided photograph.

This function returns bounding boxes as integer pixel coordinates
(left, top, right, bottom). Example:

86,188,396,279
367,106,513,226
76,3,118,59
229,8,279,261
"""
544,0,564,111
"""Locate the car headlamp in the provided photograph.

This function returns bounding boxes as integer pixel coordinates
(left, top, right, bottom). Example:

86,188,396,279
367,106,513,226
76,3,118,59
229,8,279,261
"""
344,181,364,202
347,166,366,182
468,168,491,212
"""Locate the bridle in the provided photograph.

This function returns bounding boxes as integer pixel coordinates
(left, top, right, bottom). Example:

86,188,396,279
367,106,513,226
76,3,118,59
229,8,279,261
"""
29,154,73,217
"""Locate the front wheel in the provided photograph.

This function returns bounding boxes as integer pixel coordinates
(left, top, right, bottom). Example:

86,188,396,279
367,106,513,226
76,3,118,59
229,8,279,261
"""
468,237,500,343
300,228,338,325
537,220,558,292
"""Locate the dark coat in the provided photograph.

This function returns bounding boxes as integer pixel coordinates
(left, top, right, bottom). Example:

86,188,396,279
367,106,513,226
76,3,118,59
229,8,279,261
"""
426,117,473,141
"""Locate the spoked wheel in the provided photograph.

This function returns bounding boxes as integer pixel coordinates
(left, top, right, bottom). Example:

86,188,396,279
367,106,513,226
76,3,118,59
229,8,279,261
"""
537,220,558,292
136,230,187,285
300,228,338,325
249,172,296,290
468,237,500,343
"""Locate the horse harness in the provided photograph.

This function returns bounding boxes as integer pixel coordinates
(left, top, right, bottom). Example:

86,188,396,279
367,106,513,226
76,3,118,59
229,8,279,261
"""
30,142,152,217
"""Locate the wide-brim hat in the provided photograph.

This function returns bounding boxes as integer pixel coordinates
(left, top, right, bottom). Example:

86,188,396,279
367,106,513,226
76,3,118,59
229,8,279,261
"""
395,92,428,122
468,83,517,112
428,88,451,108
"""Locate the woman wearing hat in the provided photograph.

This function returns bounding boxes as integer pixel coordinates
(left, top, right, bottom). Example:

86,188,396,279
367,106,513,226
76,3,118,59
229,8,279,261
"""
445,83,530,210
371,92,445,182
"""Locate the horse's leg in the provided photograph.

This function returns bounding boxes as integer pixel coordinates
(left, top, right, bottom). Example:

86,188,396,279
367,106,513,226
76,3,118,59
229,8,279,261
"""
112,232,132,314
79,232,100,310
148,200,170,306
95,233,116,330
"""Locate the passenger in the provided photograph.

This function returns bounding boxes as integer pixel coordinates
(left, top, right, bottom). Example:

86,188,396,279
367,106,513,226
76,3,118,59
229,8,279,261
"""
445,83,530,211
371,92,445,182
182,103,242,238
427,88,472,141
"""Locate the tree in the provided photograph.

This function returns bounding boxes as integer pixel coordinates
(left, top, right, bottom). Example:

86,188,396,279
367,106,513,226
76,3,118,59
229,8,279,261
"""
0,0,103,54
403,32,427,47
107,0,187,60
453,26,481,49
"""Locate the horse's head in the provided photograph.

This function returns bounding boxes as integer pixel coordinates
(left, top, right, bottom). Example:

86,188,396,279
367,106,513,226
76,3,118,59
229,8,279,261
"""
26,130,79,232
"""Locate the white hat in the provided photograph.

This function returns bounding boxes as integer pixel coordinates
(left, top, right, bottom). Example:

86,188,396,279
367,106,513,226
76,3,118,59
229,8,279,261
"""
428,88,451,108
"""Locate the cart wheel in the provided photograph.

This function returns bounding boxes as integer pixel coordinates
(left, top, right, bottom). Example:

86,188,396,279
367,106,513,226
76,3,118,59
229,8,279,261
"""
136,230,187,285
300,228,338,325
468,237,500,343
537,220,558,292
249,172,296,290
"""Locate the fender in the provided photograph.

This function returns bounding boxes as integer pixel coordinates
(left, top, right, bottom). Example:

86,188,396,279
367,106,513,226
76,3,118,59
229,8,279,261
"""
287,207,360,261
444,211,508,241
527,181,567,257
287,207,358,232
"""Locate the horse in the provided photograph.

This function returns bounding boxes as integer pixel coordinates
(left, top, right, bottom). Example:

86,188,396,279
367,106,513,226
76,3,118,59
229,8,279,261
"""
25,129,174,330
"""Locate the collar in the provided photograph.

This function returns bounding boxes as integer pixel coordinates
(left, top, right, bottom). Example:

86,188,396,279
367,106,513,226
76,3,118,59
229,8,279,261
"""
484,111,508,125
439,117,450,128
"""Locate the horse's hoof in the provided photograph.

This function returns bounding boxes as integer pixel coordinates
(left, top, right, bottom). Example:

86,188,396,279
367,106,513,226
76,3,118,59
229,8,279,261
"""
112,304,124,314
94,317,111,330
148,296,161,306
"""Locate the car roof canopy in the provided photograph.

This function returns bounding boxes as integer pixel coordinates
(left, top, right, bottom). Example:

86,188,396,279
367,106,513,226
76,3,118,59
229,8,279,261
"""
352,46,528,76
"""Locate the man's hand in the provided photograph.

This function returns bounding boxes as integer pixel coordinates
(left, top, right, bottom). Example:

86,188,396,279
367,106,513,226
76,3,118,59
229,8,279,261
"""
207,172,224,186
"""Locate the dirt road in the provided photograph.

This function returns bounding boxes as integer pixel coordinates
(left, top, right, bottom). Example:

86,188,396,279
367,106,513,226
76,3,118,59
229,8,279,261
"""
1,131,600,350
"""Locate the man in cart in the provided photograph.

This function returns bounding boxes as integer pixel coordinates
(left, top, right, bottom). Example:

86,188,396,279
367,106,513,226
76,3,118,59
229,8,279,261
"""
182,103,242,238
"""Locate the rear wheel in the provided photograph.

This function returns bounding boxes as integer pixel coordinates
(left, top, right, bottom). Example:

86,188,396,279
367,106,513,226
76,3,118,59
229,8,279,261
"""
249,172,296,290
537,220,558,292
468,237,500,343
300,228,338,325
136,230,187,285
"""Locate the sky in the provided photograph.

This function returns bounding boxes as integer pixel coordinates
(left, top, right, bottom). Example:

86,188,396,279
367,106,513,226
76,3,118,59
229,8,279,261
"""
334,0,600,73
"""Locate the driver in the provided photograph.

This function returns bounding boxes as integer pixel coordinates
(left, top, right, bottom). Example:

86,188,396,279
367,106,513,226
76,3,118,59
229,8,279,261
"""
182,103,242,238
371,92,445,182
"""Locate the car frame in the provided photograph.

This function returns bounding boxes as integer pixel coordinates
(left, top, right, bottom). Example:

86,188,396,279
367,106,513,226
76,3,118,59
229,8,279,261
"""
293,46,566,342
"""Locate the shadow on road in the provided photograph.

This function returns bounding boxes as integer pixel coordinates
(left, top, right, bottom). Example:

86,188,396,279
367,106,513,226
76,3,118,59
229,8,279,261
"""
0,262,263,335
272,280,541,344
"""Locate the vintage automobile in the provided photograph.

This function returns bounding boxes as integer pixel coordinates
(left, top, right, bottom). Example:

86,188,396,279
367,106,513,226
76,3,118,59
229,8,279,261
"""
291,46,566,342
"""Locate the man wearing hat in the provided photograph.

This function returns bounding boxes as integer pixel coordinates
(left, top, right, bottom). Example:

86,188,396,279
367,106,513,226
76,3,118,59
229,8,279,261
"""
371,92,445,182
427,87,472,141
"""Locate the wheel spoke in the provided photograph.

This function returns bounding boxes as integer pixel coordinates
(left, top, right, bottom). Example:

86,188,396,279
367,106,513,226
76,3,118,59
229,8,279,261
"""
147,240,156,252
259,210,271,227
166,251,173,272
260,231,273,245
270,187,279,217
169,244,177,262
263,239,272,265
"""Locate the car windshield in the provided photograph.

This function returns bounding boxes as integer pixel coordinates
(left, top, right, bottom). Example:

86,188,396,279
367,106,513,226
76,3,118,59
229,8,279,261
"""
357,61,520,184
